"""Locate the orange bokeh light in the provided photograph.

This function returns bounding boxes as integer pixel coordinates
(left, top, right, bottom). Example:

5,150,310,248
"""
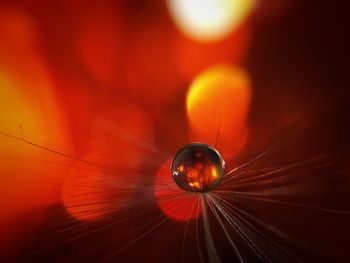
62,152,133,222
0,1,254,257
0,7,72,220
167,0,256,42
62,103,154,221
73,1,123,88
174,19,251,81
154,159,202,221
0,8,74,256
186,65,251,161
0,58,72,217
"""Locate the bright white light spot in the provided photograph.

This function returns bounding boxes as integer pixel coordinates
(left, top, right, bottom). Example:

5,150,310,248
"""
167,0,255,42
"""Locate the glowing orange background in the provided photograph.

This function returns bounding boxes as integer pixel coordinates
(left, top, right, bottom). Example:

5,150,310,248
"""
1,0,348,261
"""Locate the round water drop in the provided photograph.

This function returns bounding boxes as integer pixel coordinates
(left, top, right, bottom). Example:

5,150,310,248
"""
171,143,225,192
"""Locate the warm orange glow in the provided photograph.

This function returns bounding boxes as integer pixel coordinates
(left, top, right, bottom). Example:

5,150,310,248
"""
0,8,72,221
167,0,255,42
154,159,202,221
0,8,37,53
171,143,224,192
62,152,132,222
174,19,251,81
212,166,218,178
89,103,154,173
0,9,74,256
122,2,182,107
74,2,122,87
62,103,155,221
0,61,72,219
179,164,184,172
181,163,220,191
186,65,251,160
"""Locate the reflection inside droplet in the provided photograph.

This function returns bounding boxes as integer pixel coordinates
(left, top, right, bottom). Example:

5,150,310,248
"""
171,143,225,192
